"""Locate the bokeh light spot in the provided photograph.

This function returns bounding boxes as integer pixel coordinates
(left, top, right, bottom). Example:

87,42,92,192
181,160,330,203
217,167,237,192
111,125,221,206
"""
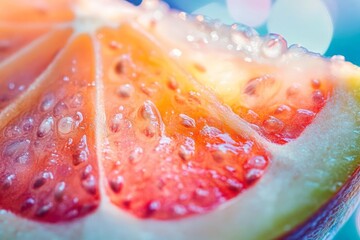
226,0,271,27
267,0,333,54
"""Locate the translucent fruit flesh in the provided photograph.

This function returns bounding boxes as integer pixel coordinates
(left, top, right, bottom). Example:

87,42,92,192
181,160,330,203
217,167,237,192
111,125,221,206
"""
0,34,99,223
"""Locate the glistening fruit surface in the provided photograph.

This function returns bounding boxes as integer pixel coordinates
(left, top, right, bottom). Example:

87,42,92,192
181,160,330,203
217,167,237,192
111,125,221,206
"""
0,1,359,240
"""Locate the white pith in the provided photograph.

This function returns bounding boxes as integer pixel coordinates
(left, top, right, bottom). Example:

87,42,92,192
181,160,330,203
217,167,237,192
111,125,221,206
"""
0,1,360,240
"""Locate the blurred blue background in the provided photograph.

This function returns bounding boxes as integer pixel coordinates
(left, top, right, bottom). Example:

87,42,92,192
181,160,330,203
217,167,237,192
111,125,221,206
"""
127,0,360,239
164,0,360,66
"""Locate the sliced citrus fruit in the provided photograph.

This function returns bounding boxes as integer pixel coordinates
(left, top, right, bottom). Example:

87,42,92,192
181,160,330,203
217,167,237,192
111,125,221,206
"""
0,1,359,240
0,33,99,223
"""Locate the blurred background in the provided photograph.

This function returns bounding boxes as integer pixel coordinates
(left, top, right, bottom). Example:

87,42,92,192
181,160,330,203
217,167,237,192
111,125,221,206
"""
127,0,360,239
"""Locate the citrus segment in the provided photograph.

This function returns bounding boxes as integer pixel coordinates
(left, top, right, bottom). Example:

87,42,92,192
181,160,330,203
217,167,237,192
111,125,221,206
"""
0,28,72,111
98,24,269,220
149,20,334,144
0,25,54,62
0,0,73,24
0,34,99,222
185,54,333,144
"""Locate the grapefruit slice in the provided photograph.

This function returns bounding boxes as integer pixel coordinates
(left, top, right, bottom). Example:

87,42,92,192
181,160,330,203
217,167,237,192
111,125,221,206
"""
0,0,359,239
